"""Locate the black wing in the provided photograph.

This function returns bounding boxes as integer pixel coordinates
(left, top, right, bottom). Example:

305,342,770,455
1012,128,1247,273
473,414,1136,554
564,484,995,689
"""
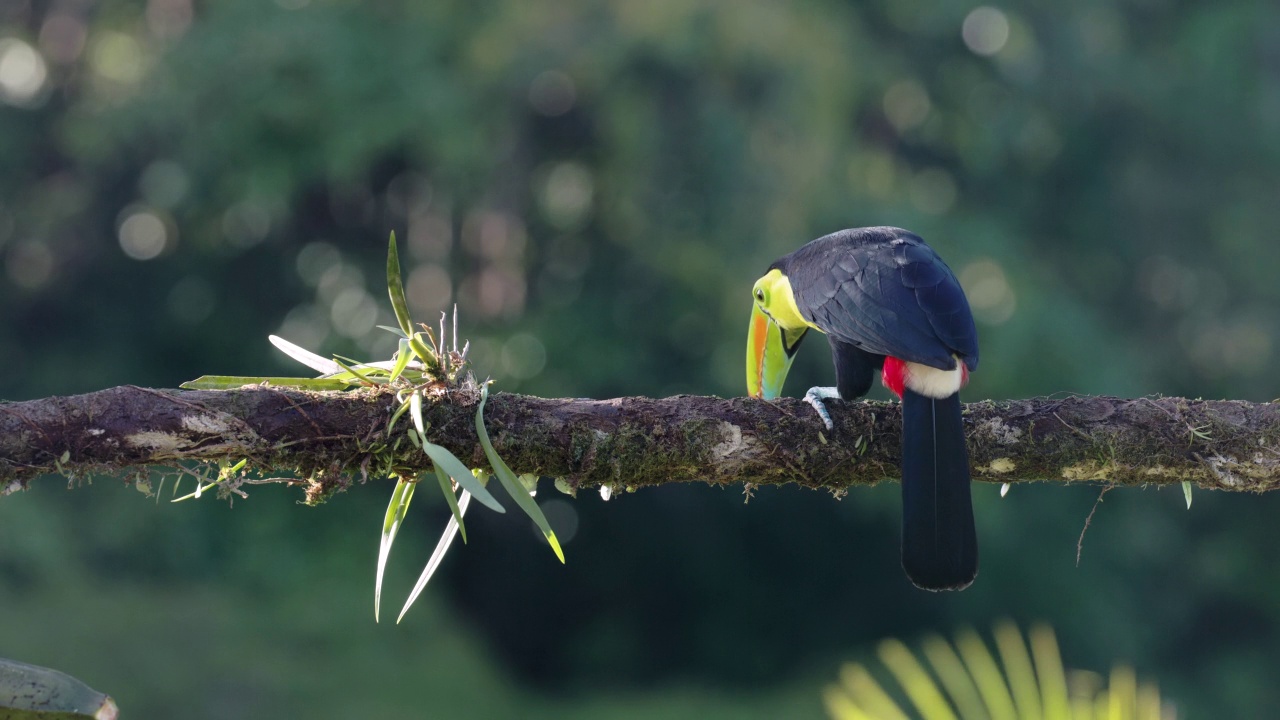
778,227,978,371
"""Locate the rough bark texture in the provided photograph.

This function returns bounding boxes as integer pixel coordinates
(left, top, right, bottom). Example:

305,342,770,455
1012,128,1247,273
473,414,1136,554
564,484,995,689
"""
2,386,1278,501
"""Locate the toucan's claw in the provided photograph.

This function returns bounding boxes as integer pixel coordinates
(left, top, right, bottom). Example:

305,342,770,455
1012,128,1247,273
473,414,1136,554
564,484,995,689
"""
804,386,840,431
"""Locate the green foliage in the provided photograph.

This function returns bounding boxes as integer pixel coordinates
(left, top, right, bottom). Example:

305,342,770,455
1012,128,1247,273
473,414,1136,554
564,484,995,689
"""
475,384,566,563
171,233,556,622
825,623,1170,720
374,478,415,624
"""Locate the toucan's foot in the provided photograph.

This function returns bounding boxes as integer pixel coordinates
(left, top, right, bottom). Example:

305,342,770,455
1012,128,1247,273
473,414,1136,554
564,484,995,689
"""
804,386,841,431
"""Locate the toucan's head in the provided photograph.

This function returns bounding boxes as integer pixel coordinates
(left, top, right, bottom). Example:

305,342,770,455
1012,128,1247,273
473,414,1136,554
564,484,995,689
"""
747,267,812,398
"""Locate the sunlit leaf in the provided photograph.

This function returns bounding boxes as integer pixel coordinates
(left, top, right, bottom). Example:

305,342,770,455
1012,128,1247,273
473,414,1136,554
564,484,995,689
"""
374,477,416,623
837,664,909,720
955,627,1018,720
397,490,471,623
417,437,504,513
387,231,415,338
389,338,412,383
434,463,467,544
920,636,986,720
171,479,219,503
180,375,353,391
387,397,412,436
269,334,342,375
409,332,438,370
377,324,409,338
877,638,957,720
1029,625,1069,720
1182,481,1192,509
826,623,1172,720
332,357,385,386
326,370,387,384
410,390,425,437
475,385,565,563
995,620,1041,720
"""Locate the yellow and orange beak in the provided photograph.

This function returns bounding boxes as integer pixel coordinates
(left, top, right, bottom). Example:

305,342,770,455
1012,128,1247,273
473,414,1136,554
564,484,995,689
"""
747,302,807,399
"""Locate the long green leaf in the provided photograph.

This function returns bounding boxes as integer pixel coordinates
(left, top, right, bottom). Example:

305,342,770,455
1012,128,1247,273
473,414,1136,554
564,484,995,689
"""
397,490,470,623
387,397,412,436
409,332,438,370
269,334,342,374
994,620,1041,720
387,231,414,338
407,389,503,512
389,338,413,383
332,357,385,386
410,390,426,436
179,375,352,391
418,439,504,513
375,478,416,623
434,464,467,543
877,638,956,720
475,385,565,563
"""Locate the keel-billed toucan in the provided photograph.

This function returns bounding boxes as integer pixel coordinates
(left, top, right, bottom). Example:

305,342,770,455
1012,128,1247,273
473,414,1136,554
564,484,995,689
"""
747,227,979,591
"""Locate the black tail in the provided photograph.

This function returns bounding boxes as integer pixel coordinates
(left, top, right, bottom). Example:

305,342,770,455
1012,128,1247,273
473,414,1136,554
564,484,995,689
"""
900,390,977,591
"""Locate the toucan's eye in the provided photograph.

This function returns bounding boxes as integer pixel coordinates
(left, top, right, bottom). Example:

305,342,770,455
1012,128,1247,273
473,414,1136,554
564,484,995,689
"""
754,288,765,302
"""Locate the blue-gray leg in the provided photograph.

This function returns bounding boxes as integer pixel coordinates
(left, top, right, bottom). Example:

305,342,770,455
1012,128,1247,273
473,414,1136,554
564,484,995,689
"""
804,386,841,431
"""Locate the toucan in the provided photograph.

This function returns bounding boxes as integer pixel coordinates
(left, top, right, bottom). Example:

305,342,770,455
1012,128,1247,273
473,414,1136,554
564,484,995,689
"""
746,226,979,591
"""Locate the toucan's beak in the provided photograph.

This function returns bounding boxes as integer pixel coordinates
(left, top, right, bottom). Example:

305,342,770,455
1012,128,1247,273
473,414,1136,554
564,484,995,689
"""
747,302,806,399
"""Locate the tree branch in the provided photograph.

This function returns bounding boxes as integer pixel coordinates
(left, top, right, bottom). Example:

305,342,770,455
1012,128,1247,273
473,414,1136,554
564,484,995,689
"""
2,386,1277,501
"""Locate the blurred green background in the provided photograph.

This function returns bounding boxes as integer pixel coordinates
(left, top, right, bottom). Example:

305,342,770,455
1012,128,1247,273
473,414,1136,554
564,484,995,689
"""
2,0,1279,717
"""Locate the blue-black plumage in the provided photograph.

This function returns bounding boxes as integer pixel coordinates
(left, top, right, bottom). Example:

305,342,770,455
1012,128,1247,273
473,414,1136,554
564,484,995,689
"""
749,226,979,590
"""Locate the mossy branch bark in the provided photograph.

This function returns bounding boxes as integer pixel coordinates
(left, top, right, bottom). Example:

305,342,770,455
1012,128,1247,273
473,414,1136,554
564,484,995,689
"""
2,386,1278,500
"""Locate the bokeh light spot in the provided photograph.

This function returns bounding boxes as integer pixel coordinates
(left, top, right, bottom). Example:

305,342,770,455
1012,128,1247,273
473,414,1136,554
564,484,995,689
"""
539,162,594,231
296,242,341,287
883,80,931,134
222,200,272,247
167,276,217,326
38,14,86,65
539,498,579,545
462,211,526,263
330,287,378,339
460,267,526,320
117,208,171,260
466,337,499,381
408,212,453,261
384,172,431,219
90,31,145,84
147,0,193,40
276,304,330,356
1076,7,1126,59
529,70,576,117
909,168,958,215
0,38,48,107
962,7,1010,57
139,160,190,209
959,259,1017,325
5,241,54,289
1181,316,1274,378
858,152,898,200
406,263,453,317
316,262,366,305
502,333,546,380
